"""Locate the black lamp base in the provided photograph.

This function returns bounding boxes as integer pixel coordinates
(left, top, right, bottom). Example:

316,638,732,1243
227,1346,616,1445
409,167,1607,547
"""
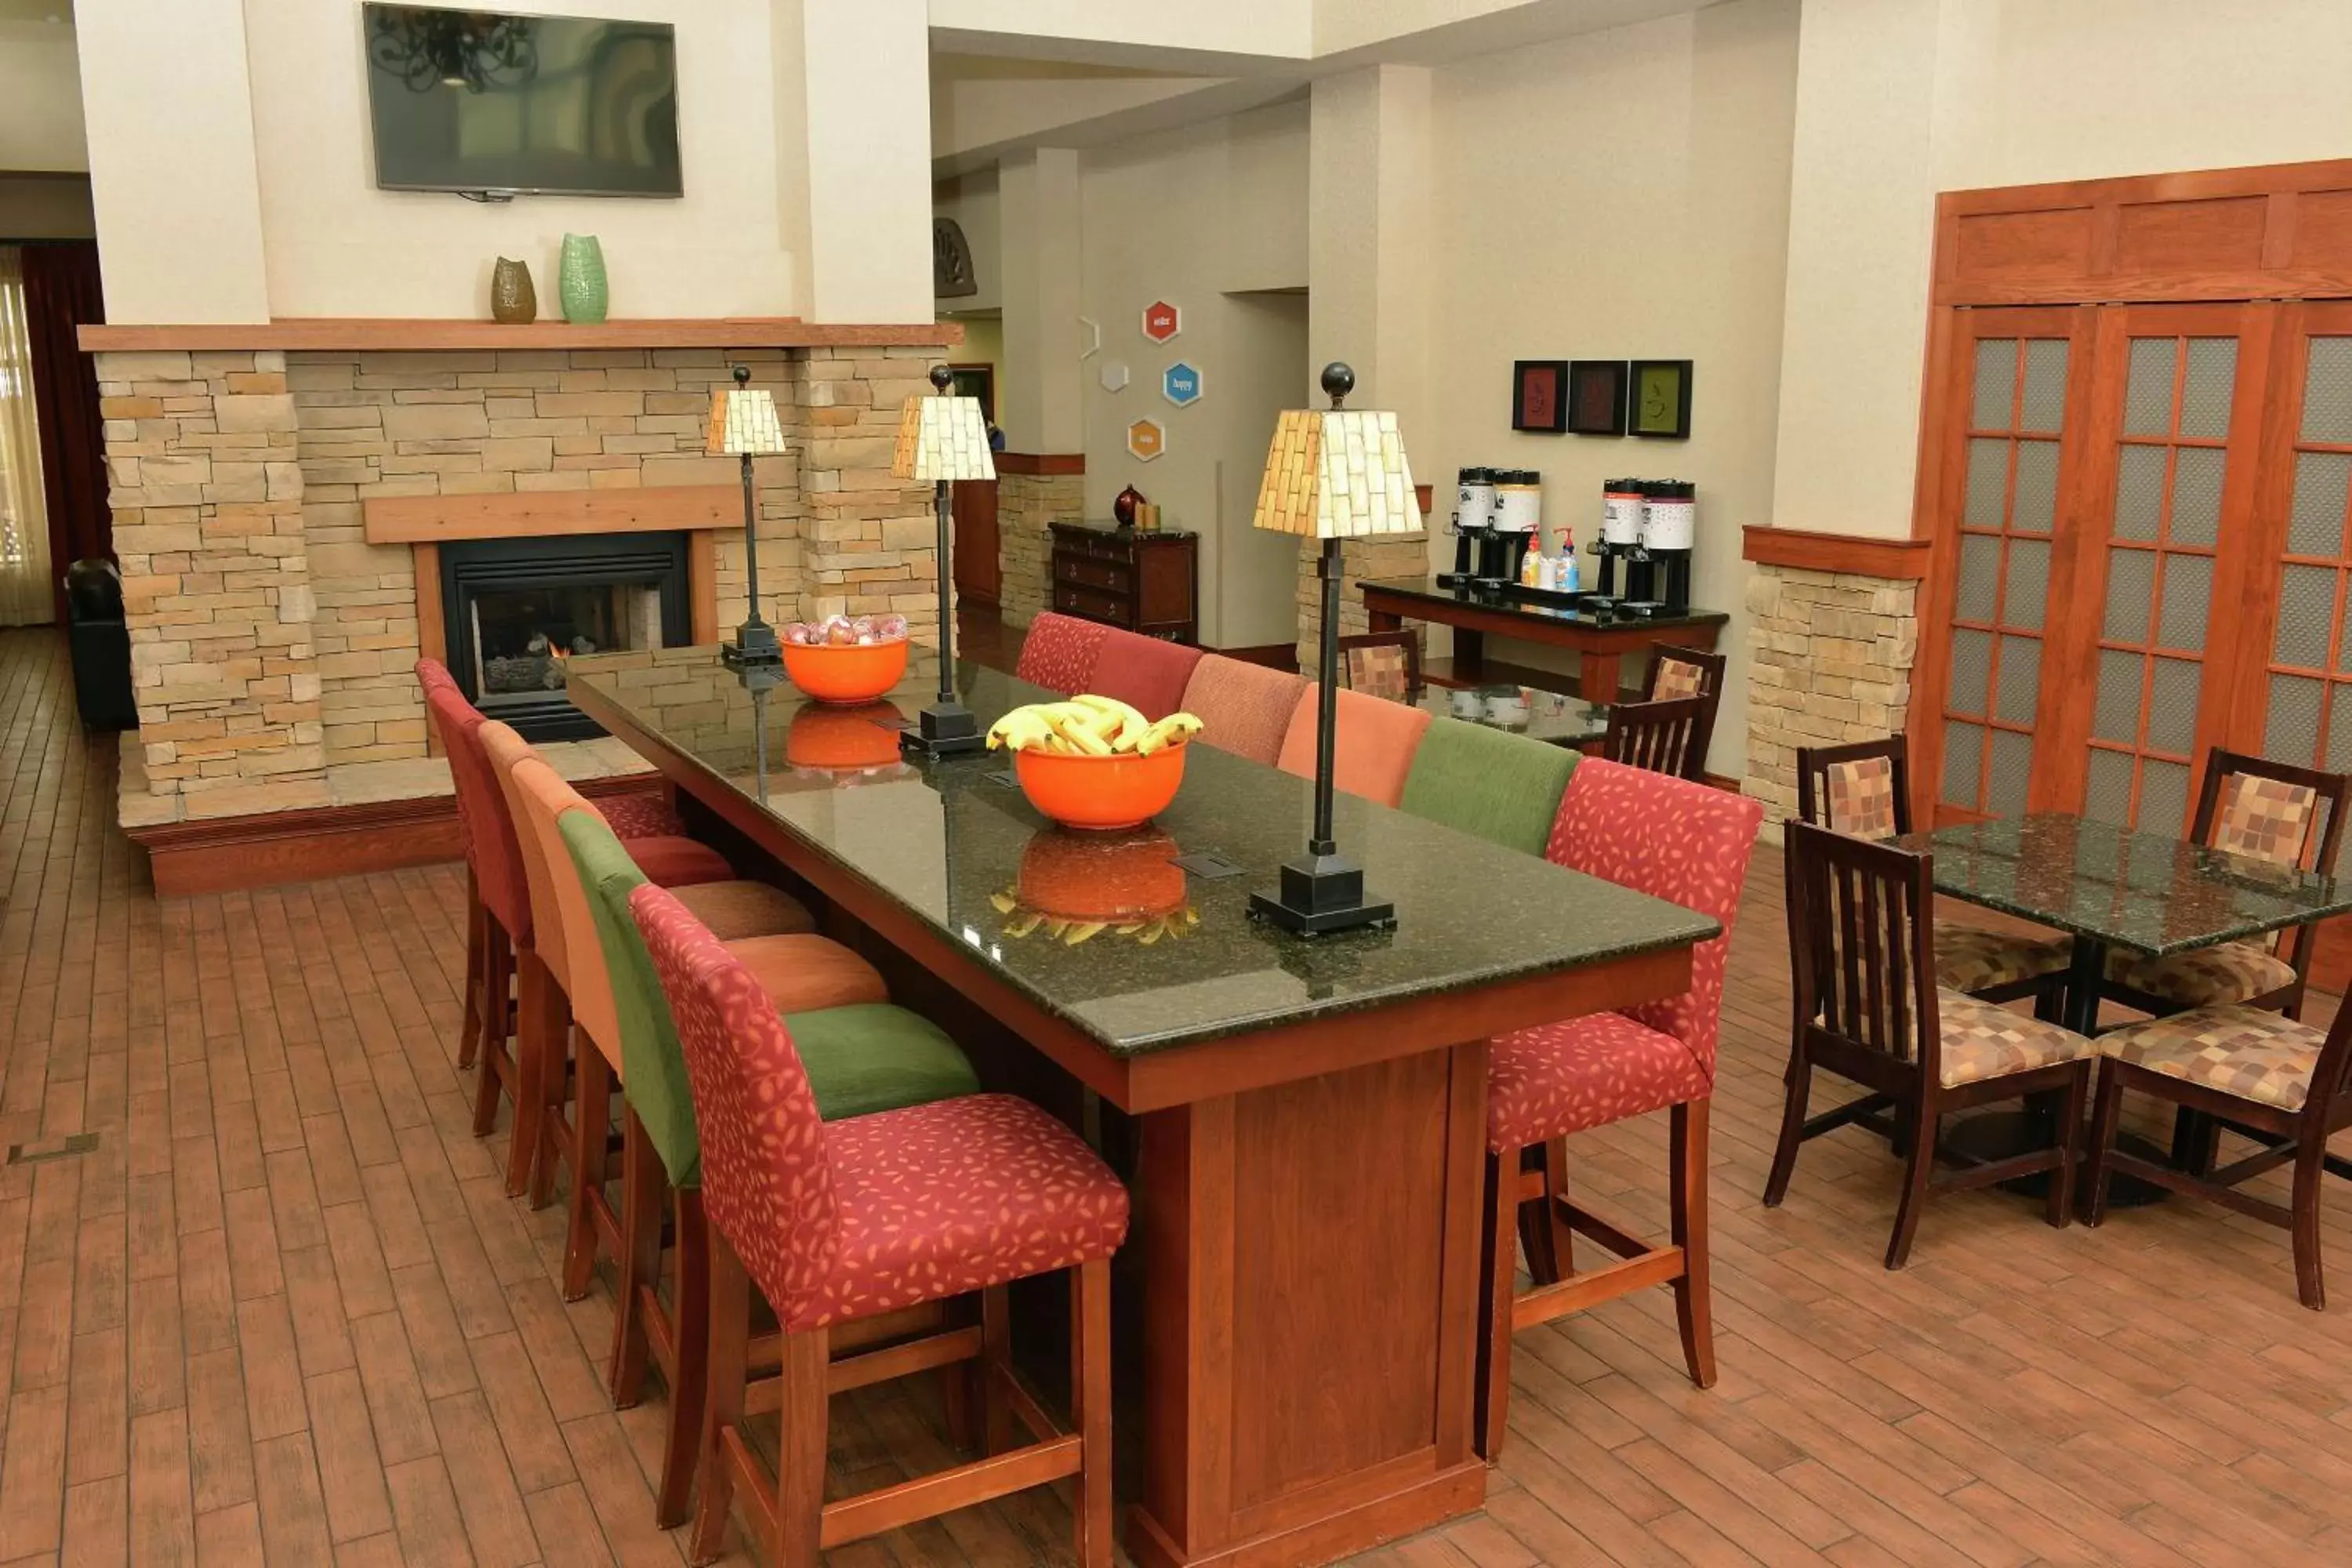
898,700,987,759
1247,851,1394,936
721,638,787,693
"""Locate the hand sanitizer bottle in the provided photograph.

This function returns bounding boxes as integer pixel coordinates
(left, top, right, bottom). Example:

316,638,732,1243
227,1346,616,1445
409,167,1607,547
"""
1561,527,1581,593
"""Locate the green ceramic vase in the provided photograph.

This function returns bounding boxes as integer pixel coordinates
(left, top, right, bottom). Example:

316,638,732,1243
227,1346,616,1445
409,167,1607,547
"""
557,234,608,325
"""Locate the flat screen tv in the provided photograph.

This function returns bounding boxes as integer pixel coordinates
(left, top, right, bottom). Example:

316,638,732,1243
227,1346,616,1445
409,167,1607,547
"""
362,4,682,198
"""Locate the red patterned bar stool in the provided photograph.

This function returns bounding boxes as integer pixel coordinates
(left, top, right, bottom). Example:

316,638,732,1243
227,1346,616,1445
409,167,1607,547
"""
631,884,1128,1567
1475,757,1762,1460
1012,609,1109,692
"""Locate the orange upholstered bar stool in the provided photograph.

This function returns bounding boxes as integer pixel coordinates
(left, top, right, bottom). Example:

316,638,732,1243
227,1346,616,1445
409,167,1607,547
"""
1276,683,1432,808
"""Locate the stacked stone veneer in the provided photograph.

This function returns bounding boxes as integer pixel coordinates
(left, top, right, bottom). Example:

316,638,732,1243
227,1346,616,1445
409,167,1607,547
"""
1742,564,1919,818
1294,532,1430,676
996,467,1085,627
100,343,942,829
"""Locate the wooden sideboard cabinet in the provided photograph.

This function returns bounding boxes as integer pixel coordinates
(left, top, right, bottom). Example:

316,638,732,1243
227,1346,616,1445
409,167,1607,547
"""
1049,520,1198,641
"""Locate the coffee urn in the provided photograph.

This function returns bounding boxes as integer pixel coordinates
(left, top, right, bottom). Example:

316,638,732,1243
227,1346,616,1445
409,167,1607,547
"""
1443,466,1496,586
1644,480,1696,612
1592,478,1645,601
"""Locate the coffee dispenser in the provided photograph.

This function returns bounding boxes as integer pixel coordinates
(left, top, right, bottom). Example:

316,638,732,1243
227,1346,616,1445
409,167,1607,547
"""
1476,470,1537,586
1644,480,1695,612
1592,478,1645,600
1442,466,1496,586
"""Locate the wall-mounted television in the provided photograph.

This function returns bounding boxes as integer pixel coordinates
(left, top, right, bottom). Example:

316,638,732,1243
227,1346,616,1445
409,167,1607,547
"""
361,4,682,198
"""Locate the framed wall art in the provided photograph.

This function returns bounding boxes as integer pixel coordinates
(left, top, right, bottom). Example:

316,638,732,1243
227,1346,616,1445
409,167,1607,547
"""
1564,360,1628,436
1511,359,1569,433
1629,358,1693,439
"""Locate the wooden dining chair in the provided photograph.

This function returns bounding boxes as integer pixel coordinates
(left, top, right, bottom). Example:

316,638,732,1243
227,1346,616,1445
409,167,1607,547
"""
1795,736,2070,1008
2085,998,2352,1308
1645,644,1724,766
2101,748,2351,1021
1336,629,1422,703
1603,692,1708,780
1766,822,2098,1267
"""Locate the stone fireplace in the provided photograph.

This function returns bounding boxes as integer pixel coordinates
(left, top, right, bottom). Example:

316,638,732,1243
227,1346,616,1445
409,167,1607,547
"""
90,325,954,851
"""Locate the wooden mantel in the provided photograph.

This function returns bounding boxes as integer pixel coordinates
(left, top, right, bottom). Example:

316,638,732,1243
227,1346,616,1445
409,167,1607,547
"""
78,316,961,353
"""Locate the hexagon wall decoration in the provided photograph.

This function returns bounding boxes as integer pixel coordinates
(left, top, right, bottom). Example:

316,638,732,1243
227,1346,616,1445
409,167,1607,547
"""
1078,316,1101,360
1161,361,1203,408
1141,300,1182,344
1127,418,1166,462
1099,359,1130,393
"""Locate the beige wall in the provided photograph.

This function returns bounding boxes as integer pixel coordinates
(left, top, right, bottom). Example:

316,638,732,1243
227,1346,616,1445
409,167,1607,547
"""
0,18,85,172
0,175,93,239
1425,0,1800,775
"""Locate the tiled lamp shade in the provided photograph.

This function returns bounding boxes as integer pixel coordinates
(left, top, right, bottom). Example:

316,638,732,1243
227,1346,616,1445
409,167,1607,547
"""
705,379,789,456
1252,407,1416,539
893,393,996,484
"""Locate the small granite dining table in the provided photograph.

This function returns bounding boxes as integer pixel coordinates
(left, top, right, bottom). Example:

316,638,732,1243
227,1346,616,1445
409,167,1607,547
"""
567,645,1715,1568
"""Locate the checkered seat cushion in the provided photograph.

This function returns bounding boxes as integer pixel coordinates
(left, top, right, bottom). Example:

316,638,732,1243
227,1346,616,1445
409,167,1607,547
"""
1932,920,2071,994
2103,940,2297,1010
1936,989,2096,1089
2094,1004,2325,1112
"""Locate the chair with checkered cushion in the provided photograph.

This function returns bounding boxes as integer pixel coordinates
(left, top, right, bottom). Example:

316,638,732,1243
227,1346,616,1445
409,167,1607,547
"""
2101,749,2350,1022
1643,644,1726,768
1795,736,2071,1007
1337,630,1421,703
2086,1000,2352,1309
1766,822,2096,1271
630,884,1125,1565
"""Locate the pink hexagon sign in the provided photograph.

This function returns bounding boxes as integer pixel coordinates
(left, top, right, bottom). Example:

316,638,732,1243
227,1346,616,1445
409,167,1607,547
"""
1141,300,1182,344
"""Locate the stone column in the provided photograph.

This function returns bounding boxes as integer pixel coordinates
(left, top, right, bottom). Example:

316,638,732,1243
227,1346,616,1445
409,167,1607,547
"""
1743,565,1919,819
793,346,945,634
100,349,325,826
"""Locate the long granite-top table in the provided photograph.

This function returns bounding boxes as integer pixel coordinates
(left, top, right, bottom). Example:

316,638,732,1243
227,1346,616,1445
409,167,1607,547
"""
1362,575,1731,702
568,646,1716,1568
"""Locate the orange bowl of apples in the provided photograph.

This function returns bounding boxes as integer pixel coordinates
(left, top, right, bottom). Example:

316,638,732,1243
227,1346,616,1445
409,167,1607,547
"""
780,615,909,704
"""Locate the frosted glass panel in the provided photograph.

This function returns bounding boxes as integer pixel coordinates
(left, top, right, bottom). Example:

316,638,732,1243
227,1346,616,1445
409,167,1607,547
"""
1972,339,2016,430
2275,564,2336,669
2329,686,2352,775
2158,554,2211,651
2011,441,2059,535
1965,440,2009,528
2004,538,2051,630
2021,339,2069,431
1943,720,1984,808
1947,627,1992,716
2125,338,2176,437
2146,658,2201,756
2169,448,2225,547
2092,648,2142,743
1956,535,2001,622
1995,635,2041,724
2179,338,2237,440
2267,673,2323,763
1988,731,2033,818
2085,750,2135,826
2139,758,2190,835
2113,445,2166,543
2288,451,2352,557
2103,550,2154,643
2301,338,2352,443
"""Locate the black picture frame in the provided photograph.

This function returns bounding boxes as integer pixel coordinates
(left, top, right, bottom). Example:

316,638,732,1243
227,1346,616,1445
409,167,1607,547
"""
1511,359,1570,434
1628,358,1693,439
1564,360,1629,436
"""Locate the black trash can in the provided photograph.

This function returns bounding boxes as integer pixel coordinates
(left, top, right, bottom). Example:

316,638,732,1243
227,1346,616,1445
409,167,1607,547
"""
64,558,139,731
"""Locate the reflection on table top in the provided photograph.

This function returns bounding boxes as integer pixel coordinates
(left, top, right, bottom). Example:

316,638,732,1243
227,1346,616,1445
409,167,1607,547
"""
1897,812,2352,957
567,646,1716,1057
1412,684,1609,748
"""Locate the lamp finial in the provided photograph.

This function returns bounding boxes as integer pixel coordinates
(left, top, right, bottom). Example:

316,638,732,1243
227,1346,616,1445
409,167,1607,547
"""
1320,361,1355,408
731,363,750,388
929,364,955,394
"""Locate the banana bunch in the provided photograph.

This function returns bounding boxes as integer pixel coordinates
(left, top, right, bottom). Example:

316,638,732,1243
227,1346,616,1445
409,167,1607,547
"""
986,694,1205,757
989,889,1203,946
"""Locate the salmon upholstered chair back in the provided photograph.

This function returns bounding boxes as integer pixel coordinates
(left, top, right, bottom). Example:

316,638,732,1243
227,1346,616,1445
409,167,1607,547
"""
1014,612,1109,694
511,758,622,1069
1179,656,1309,765
1088,629,1204,721
480,721,572,989
1545,757,1762,1079
1276,685,1433,809
420,666,532,944
568,811,703,1187
630,882,839,1323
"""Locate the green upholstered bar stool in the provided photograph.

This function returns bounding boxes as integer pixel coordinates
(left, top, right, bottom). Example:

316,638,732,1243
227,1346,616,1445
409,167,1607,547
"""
1398,715,1581,856
562,811,980,1528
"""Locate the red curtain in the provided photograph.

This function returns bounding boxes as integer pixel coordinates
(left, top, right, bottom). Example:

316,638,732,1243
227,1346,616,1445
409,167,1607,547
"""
21,242,108,625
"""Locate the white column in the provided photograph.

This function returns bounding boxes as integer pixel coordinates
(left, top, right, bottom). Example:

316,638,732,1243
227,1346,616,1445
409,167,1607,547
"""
998,148,1087,456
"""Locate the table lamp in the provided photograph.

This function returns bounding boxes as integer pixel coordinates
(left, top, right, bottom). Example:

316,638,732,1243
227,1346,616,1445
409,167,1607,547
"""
706,365,789,681
1248,361,1414,935
894,365,996,757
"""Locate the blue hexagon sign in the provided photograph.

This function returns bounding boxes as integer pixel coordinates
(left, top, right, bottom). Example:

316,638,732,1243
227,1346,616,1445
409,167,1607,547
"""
1161,361,1204,408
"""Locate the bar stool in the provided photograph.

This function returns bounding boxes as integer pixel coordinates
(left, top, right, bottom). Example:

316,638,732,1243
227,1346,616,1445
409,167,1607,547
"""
567,810,981,1526
630,884,1127,1567
1012,610,1109,693
1475,758,1762,1460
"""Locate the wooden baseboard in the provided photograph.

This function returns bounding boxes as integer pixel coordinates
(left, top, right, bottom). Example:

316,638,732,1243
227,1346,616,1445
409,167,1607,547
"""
126,773,665,898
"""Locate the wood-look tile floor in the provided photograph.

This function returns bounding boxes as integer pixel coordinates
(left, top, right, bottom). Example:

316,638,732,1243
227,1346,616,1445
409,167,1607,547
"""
6,620,2352,1566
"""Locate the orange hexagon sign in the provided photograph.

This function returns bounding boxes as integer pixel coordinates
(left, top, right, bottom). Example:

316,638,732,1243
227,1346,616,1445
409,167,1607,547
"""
1127,418,1166,462
1141,300,1182,343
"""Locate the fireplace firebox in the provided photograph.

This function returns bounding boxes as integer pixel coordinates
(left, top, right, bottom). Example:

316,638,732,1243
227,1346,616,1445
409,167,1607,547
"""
441,532,691,739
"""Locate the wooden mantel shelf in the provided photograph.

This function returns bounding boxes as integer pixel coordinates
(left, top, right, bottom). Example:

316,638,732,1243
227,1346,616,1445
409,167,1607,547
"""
78,316,961,354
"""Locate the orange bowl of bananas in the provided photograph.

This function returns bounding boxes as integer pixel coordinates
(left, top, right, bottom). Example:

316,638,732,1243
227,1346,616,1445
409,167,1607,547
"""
990,695,1203,831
